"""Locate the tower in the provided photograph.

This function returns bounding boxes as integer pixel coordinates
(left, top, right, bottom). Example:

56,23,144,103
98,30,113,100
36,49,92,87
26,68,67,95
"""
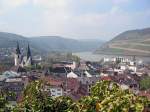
14,42,22,66
25,44,33,66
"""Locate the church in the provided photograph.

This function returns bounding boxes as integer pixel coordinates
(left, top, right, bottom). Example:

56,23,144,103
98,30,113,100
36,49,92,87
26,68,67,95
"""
14,42,33,67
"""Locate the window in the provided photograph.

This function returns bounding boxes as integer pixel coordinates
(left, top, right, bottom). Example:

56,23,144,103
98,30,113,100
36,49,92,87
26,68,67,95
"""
57,88,61,91
57,93,61,96
51,90,55,92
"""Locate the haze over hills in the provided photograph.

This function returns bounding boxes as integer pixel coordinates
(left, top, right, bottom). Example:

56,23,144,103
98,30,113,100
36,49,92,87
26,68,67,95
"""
0,32,103,54
95,28,150,56
0,32,27,48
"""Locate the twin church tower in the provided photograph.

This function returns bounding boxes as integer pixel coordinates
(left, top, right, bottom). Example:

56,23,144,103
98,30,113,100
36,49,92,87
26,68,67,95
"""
14,42,33,67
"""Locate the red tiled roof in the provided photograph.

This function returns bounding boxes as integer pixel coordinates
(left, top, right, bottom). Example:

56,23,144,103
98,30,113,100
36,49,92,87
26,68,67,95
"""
42,76,64,87
138,91,150,99
66,78,80,91
101,76,112,81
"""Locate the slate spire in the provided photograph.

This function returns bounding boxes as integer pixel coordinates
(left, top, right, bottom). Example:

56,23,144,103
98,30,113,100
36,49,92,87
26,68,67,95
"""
27,43,31,60
16,41,21,54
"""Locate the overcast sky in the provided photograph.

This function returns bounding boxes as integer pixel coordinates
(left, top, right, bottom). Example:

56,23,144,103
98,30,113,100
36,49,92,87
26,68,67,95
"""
0,0,150,40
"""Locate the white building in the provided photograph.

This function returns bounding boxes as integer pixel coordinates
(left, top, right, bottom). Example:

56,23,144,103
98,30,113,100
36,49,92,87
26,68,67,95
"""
65,61,76,70
67,71,78,78
45,85,63,98
102,57,131,63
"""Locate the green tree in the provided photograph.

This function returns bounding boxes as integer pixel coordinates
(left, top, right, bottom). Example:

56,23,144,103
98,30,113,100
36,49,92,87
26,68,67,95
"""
140,76,150,90
0,92,10,112
13,81,78,112
79,81,149,112
51,96,79,112
13,80,149,112
13,80,51,112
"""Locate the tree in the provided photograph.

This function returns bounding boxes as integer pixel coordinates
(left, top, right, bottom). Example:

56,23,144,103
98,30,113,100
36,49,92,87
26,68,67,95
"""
13,80,51,112
12,80,150,112
51,96,79,112
79,81,149,112
13,81,78,112
0,92,11,112
140,76,150,90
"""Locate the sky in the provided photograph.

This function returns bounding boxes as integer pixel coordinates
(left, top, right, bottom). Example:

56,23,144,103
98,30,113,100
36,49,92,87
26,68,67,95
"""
0,0,150,40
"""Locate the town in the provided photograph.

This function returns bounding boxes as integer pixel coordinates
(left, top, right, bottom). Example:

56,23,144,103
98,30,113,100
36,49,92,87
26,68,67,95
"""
0,0,150,111
0,42,150,109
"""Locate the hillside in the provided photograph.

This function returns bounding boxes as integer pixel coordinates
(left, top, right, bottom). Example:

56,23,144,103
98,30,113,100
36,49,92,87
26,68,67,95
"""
95,28,150,56
0,32,102,54
30,36,101,52
0,32,28,48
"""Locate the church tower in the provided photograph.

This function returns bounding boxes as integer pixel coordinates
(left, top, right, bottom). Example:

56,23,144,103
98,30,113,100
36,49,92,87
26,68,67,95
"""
25,44,33,66
14,42,22,66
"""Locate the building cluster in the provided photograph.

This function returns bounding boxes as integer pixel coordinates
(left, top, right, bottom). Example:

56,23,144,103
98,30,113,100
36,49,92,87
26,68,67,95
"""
0,43,150,105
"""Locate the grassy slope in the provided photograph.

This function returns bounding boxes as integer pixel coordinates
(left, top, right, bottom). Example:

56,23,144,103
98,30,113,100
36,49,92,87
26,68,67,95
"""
95,28,150,56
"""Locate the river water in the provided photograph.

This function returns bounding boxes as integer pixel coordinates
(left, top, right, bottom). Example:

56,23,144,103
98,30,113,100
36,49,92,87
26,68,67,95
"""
73,52,150,62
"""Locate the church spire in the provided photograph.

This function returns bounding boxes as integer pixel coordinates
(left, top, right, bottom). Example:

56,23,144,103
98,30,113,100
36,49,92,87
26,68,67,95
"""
16,41,21,54
27,43,31,60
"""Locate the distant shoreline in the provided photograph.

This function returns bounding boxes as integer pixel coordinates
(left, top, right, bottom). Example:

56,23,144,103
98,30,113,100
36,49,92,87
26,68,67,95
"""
74,52,150,62
93,51,150,58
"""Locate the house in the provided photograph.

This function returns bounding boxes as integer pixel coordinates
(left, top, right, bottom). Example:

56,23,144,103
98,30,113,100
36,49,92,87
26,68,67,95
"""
100,76,112,81
114,68,124,75
66,78,80,93
83,71,92,77
0,71,21,81
78,77,100,94
3,78,25,101
50,67,71,76
128,65,137,73
102,57,131,63
45,84,63,98
67,71,78,78
53,61,76,70
43,76,64,98
78,60,89,71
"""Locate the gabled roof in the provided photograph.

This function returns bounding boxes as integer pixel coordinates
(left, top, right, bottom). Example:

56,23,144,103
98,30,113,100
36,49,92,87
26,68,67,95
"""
0,71,21,81
51,67,71,74
66,78,80,91
67,71,78,78
84,71,92,77
42,76,64,87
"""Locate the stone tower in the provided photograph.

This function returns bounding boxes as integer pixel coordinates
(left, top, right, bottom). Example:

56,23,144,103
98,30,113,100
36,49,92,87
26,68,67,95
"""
14,42,22,66
25,44,33,66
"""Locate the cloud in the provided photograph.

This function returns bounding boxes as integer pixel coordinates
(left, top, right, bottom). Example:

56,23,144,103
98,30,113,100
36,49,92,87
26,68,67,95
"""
112,0,130,5
0,0,29,14
32,0,69,12
0,0,149,40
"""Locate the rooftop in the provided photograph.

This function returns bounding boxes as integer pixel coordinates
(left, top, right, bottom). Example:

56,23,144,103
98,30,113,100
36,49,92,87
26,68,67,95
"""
5,78,22,83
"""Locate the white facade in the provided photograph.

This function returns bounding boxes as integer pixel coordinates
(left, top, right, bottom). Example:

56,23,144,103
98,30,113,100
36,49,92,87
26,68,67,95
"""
67,71,78,78
65,61,76,70
120,65,126,70
128,66,137,72
45,85,63,98
102,57,131,63
114,69,124,74
14,53,22,66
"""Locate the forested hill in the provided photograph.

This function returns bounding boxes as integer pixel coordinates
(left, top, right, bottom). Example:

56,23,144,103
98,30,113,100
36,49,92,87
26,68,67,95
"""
0,32,103,53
